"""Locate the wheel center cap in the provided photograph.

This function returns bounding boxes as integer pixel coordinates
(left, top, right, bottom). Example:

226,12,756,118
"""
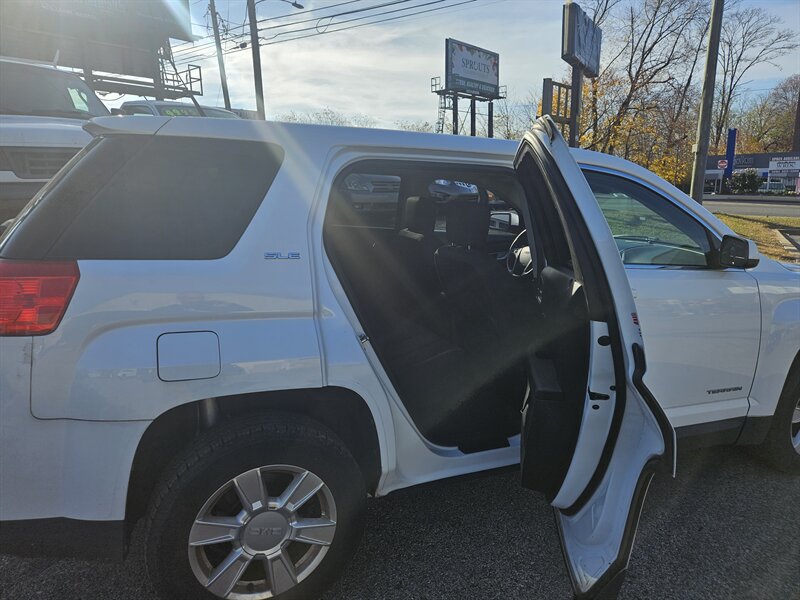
242,511,290,553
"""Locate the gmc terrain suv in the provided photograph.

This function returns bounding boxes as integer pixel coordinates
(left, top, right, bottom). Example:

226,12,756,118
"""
0,115,797,600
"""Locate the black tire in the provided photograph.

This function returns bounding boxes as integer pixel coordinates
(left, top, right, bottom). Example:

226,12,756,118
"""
144,413,367,600
757,366,800,473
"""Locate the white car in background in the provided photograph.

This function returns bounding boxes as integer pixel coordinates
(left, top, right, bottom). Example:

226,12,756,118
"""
0,116,797,600
0,56,109,222
117,99,241,119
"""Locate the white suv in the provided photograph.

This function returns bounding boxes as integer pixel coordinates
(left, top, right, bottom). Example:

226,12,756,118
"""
0,116,797,600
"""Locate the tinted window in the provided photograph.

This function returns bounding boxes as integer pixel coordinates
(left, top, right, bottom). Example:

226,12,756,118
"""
124,104,156,115
584,170,711,267
0,61,109,119
1,135,284,260
328,173,401,229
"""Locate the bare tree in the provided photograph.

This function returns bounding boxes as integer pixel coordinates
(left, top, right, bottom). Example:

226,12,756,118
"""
711,4,799,150
736,74,800,153
395,120,436,133
587,0,706,154
492,91,539,140
278,108,376,128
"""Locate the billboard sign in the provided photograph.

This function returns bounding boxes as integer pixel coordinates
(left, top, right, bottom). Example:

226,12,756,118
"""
562,2,602,78
0,0,193,79
445,38,500,99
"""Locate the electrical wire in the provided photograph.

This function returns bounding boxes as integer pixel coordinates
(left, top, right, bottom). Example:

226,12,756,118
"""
174,0,482,64
235,0,477,50
173,0,370,56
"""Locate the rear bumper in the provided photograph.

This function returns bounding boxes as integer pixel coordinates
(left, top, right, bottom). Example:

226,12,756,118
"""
0,518,125,561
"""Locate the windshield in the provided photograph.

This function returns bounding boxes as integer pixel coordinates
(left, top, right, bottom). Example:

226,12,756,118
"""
0,61,110,119
156,105,238,119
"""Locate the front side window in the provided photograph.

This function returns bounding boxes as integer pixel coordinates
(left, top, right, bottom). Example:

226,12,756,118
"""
584,170,712,267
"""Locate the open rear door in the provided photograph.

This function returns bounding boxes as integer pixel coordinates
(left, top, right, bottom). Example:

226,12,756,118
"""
515,116,675,599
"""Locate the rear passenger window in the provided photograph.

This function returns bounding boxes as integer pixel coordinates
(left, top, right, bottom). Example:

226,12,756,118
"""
1,136,284,260
328,172,401,229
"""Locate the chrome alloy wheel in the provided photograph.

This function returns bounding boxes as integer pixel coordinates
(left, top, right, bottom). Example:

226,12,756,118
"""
187,465,337,599
792,397,800,454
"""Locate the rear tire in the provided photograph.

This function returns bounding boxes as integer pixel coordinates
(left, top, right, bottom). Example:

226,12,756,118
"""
144,413,366,600
757,368,800,474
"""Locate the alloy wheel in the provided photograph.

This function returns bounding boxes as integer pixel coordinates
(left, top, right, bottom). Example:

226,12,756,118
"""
187,465,337,599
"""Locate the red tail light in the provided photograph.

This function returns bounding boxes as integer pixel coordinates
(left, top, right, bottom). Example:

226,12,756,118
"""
0,260,80,336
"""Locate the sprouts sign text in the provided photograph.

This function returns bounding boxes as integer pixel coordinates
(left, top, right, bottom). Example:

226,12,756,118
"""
445,39,500,99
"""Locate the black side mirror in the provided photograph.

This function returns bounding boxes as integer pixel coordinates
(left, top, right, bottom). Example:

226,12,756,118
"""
718,235,759,269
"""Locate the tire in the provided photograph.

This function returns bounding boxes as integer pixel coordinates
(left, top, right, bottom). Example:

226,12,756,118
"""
144,413,367,600
757,366,800,474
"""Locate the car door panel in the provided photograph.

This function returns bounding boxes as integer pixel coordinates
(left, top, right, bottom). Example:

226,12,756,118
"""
625,267,760,426
580,168,761,427
516,117,673,599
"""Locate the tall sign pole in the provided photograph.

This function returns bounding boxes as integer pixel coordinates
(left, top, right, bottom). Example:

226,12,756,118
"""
689,0,724,204
209,0,231,110
568,68,583,147
247,0,265,120
561,3,601,148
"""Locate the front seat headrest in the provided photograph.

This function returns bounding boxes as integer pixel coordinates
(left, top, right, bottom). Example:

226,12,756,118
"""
402,196,436,236
445,199,489,248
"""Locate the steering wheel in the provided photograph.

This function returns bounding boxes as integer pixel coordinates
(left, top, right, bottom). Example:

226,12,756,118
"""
506,229,535,278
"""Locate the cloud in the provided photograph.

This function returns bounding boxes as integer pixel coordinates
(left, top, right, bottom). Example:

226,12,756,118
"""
147,0,799,127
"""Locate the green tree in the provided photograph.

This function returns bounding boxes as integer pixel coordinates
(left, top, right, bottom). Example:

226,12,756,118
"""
730,169,760,194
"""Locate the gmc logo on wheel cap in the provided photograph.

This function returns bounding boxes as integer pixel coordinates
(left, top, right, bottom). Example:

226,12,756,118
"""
250,527,283,536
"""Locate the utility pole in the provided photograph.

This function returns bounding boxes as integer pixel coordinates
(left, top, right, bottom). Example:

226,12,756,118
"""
689,0,724,204
209,0,231,110
792,85,800,153
247,0,265,120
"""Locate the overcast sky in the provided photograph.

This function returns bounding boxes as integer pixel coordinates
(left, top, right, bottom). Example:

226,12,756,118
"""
151,0,800,127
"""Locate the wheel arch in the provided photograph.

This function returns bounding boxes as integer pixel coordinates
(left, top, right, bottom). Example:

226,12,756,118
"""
125,386,383,532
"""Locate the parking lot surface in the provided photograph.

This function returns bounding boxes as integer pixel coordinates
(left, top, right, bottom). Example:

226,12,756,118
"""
1,445,798,600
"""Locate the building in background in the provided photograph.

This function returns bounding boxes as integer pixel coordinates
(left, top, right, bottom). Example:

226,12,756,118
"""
705,153,800,193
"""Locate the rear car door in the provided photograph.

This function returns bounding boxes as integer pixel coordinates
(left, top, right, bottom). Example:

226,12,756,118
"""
516,117,675,599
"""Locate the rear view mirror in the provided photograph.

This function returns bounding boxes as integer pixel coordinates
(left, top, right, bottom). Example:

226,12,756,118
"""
718,235,759,269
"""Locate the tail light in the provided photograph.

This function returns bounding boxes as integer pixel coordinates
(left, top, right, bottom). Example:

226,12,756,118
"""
0,260,80,336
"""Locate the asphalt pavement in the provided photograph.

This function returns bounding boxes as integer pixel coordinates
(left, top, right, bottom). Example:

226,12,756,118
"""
1,445,798,600
704,200,800,218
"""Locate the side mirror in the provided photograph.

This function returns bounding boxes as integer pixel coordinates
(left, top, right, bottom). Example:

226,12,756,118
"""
718,235,759,269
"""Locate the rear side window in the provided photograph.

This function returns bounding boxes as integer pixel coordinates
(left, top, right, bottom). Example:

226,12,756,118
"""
1,135,284,260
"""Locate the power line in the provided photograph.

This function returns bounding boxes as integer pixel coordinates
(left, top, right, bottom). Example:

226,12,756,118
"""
174,0,482,64
242,0,478,49
258,0,445,43
173,0,424,58
174,0,369,56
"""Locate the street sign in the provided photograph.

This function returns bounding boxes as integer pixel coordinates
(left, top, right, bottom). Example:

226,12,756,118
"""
717,160,728,169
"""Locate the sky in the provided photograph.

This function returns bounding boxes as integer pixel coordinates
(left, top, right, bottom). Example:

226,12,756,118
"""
135,0,800,127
